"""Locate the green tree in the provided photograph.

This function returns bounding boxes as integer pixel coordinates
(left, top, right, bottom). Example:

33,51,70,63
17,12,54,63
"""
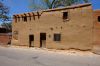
29,0,90,10
61,0,90,6
0,1,9,21
1,22,12,32
83,0,90,3
29,0,61,10
0,0,10,32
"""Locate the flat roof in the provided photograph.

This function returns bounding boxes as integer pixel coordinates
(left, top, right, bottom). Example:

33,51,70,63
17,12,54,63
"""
43,3,91,12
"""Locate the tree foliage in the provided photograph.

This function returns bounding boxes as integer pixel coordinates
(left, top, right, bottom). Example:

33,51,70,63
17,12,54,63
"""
61,0,90,6
0,0,10,31
1,22,12,32
0,1,9,21
29,0,90,10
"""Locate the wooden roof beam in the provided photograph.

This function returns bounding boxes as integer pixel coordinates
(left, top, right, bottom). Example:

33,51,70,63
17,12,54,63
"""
32,12,35,20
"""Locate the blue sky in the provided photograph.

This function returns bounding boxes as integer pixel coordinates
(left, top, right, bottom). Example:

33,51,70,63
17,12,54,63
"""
2,0,100,17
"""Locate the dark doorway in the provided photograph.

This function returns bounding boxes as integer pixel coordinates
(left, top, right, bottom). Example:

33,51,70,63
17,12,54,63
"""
29,35,34,47
40,33,46,48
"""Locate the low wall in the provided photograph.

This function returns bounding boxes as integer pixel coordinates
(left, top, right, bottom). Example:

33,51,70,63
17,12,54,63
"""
0,33,11,45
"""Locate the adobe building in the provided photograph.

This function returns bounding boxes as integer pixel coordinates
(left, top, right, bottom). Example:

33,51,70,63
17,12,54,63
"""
92,10,100,54
12,3,94,50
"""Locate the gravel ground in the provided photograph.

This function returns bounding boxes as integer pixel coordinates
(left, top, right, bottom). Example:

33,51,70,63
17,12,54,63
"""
0,46,100,66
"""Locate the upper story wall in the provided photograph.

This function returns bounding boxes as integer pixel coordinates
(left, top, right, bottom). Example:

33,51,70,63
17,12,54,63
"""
12,3,93,31
93,10,100,45
94,10,100,29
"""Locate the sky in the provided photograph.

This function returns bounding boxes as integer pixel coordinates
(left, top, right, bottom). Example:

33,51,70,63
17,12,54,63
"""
1,0,100,17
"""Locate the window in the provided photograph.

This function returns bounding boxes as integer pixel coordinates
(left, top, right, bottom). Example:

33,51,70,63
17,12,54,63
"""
23,16,27,22
63,12,68,20
54,34,61,41
98,16,100,22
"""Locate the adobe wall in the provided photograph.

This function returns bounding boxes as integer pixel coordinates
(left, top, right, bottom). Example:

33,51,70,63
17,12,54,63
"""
92,10,100,54
12,4,94,50
93,10,100,45
0,34,10,45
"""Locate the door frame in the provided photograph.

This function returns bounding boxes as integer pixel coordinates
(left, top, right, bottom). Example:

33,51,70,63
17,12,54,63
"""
40,33,46,48
29,34,34,47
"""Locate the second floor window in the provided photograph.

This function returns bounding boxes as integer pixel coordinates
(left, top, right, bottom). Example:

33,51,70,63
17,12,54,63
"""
98,16,100,22
63,12,68,20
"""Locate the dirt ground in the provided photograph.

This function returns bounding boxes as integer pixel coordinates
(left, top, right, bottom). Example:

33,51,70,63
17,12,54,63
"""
0,46,100,66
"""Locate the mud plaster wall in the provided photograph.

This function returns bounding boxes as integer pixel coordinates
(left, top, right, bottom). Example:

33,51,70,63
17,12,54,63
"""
12,5,93,50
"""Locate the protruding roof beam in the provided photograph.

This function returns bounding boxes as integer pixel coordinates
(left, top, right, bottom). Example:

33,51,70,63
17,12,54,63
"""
28,13,31,20
32,12,35,20
28,13,31,16
37,11,40,19
24,13,27,17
